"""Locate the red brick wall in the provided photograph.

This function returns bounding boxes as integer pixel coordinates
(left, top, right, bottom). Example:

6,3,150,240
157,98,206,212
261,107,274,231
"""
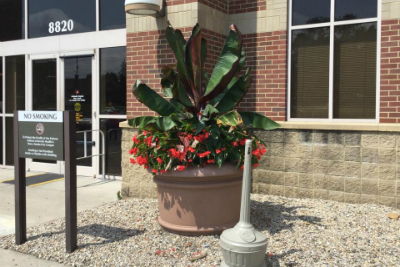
380,19,400,123
239,31,287,121
229,0,266,14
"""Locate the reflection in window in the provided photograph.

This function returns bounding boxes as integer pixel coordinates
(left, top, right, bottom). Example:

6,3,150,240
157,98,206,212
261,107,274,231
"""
100,0,126,30
0,0,24,41
6,117,13,165
28,0,96,38
0,58,2,113
0,118,2,165
334,23,377,119
100,47,126,115
335,0,377,21
291,28,330,118
292,0,330,25
6,56,25,113
32,59,56,111
100,119,124,176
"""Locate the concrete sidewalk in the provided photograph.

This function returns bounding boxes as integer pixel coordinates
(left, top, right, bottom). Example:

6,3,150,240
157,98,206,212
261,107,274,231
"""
0,168,122,266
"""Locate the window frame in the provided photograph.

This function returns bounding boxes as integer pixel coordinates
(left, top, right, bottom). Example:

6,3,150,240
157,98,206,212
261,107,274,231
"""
287,0,381,122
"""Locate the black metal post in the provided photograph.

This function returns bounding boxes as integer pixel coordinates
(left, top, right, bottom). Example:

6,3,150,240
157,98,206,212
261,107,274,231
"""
64,111,77,253
14,111,26,245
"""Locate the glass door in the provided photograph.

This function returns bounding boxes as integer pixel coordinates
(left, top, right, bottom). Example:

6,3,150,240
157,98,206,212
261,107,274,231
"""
62,55,95,176
28,54,62,173
27,53,96,176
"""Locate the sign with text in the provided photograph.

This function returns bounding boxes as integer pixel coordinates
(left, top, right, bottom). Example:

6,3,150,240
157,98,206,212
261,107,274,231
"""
18,111,64,161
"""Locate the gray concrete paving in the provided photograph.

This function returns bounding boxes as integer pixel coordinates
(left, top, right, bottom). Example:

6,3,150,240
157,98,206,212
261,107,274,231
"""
0,168,122,266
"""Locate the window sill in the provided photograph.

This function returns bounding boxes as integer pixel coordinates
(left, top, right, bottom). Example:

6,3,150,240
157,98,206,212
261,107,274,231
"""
279,121,400,132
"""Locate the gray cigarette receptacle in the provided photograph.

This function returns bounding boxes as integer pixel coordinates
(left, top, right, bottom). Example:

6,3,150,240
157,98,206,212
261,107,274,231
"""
220,139,268,267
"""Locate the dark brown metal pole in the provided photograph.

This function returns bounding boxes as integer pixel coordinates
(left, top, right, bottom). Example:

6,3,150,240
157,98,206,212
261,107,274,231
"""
14,110,26,245
64,111,77,253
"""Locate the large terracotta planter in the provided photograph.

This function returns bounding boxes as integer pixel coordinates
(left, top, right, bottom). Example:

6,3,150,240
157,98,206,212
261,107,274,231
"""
153,165,242,235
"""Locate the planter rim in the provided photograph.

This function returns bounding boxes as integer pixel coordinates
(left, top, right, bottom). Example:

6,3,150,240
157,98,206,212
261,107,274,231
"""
153,164,241,178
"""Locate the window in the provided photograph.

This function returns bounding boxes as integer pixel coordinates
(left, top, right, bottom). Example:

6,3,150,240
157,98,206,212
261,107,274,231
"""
100,47,126,115
289,0,378,120
0,0,24,41
100,0,126,30
0,55,25,166
28,0,96,38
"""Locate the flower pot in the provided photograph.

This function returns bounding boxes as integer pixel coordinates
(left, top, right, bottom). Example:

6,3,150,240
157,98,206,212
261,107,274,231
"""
153,165,242,235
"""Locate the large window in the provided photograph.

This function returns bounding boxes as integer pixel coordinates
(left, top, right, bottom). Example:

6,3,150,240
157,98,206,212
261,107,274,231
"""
0,55,25,166
0,0,24,41
28,0,96,38
289,0,378,120
99,46,126,176
100,0,126,30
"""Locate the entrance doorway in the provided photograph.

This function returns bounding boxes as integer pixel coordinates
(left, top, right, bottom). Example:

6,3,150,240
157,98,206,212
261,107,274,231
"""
27,52,97,176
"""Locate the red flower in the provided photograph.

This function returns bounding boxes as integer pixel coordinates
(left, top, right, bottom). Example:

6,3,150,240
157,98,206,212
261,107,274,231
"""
132,135,140,144
194,132,210,143
156,157,163,164
160,170,167,174
207,159,215,164
169,148,180,158
151,169,158,174
129,158,136,164
176,165,186,171
198,151,211,158
188,147,196,153
129,147,138,155
232,141,239,147
239,138,246,146
136,156,148,165
145,136,153,147
216,149,222,154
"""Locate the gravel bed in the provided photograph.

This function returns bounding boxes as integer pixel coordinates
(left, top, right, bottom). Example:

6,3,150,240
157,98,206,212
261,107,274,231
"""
1,194,399,266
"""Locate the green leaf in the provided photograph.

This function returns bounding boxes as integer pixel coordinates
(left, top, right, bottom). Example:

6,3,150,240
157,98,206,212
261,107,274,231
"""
202,104,219,117
215,71,250,113
155,117,176,131
216,110,243,127
204,53,239,97
128,116,156,129
133,81,177,116
165,25,195,99
239,112,281,130
201,25,242,102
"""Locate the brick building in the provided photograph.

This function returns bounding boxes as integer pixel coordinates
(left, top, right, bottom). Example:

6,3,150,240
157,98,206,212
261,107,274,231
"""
0,0,398,208
121,0,400,208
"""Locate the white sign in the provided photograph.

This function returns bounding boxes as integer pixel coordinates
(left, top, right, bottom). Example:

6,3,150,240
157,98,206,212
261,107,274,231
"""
48,19,74,34
18,111,63,123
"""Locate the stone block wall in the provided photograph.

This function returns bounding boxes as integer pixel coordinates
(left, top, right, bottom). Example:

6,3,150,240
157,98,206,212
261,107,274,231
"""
253,129,400,208
121,126,156,198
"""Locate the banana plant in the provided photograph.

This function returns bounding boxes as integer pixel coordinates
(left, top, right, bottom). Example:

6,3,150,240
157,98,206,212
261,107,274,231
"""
128,23,280,132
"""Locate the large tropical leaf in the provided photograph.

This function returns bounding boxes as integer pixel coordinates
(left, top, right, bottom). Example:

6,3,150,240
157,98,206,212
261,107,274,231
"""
128,116,156,129
239,112,280,130
201,25,242,102
161,66,193,108
133,81,177,116
165,25,195,100
216,110,243,127
202,53,240,100
155,117,176,131
215,71,250,113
